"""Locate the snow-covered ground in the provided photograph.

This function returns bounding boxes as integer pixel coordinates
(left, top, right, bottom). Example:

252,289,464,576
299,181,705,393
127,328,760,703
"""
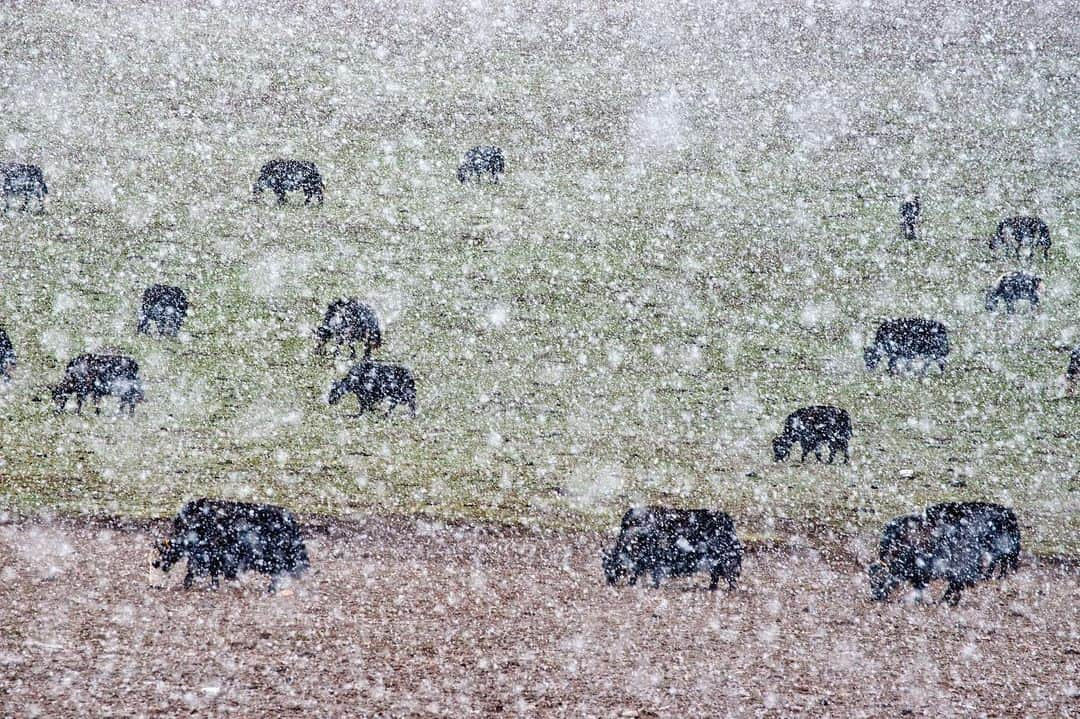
0,0,1077,554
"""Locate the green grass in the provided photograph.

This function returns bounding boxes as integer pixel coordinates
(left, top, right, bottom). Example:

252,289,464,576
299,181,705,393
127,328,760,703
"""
1,1,1077,553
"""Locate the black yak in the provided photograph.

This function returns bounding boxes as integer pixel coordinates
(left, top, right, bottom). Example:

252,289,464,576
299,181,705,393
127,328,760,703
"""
772,405,852,464
1067,347,1080,397
864,318,950,375
988,216,1050,260
602,506,742,591
899,196,921,241
1,162,47,214
327,360,416,417
137,284,189,337
457,146,506,184
51,353,144,415
252,159,324,206
314,298,382,359
0,326,15,380
985,271,1043,313
868,501,1021,605
153,498,309,592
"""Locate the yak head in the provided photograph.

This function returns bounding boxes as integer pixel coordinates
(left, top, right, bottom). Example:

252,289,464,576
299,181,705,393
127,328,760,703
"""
152,537,184,573
863,345,882,371
601,547,629,586
327,379,348,405
867,562,900,601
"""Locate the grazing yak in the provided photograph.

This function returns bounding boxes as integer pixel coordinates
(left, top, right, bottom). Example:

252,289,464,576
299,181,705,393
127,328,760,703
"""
137,284,189,337
602,506,742,591
252,159,324,206
1,162,47,213
1067,347,1080,397
0,326,15,380
154,498,309,592
899,196,921,241
985,271,1042,313
864,318,950,376
868,501,1021,606
988,216,1050,260
51,353,144,415
327,360,416,417
773,405,852,464
314,298,382,359
457,146,506,184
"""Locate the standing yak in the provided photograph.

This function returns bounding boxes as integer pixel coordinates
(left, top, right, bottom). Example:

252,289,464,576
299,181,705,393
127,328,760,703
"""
0,325,15,380
602,506,742,591
154,498,309,592
772,405,852,464
899,196,921,241
137,284,189,337
314,298,382,359
252,159,324,206
868,501,1021,605
457,146,506,184
864,318,950,376
988,216,1050,261
1,162,47,214
51,353,144,415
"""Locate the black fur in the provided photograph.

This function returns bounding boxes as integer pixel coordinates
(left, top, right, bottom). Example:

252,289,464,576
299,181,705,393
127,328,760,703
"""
252,159,324,206
1,162,47,214
327,360,416,417
985,272,1042,313
989,216,1050,260
602,506,742,591
868,502,1021,606
863,318,950,375
138,284,189,337
899,196,920,241
1066,347,1080,397
153,498,309,592
314,298,381,359
457,146,506,184
773,405,852,464
0,326,15,381
51,353,143,415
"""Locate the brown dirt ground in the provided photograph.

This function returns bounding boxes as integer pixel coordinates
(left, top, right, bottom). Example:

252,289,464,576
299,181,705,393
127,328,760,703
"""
0,516,1077,718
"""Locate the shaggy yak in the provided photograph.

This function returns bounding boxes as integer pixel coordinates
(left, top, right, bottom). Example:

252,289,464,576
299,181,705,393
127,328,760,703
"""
772,405,852,464
154,498,309,592
0,326,15,380
602,506,742,591
899,196,921,241
988,216,1050,260
314,298,382,359
327,360,416,417
457,146,506,184
1,162,47,213
138,284,189,336
868,501,1021,605
51,353,144,415
1067,346,1080,397
985,272,1043,313
864,318,950,375
252,159,325,206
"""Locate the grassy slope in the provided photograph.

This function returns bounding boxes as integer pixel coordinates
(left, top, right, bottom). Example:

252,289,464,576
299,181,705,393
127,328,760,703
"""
0,1,1077,552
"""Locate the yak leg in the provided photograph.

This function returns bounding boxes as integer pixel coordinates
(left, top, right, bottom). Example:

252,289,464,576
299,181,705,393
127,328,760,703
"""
651,567,663,589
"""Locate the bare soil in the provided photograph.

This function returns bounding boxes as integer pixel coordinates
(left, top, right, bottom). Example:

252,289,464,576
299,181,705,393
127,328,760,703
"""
0,516,1077,718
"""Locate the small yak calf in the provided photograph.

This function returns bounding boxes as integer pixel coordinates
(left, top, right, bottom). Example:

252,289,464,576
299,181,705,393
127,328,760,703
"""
253,159,324,206
985,271,1043,314
602,506,742,591
457,146,506,184
0,326,15,380
773,405,852,464
154,498,309,592
988,216,1050,261
899,196,921,241
51,353,144,415
138,284,189,337
868,501,1020,606
1,162,47,214
314,298,382,359
327,360,416,417
864,317,950,376
1066,347,1080,397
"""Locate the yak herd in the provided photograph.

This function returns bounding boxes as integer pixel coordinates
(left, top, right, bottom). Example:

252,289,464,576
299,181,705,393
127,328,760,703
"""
0,151,1067,606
